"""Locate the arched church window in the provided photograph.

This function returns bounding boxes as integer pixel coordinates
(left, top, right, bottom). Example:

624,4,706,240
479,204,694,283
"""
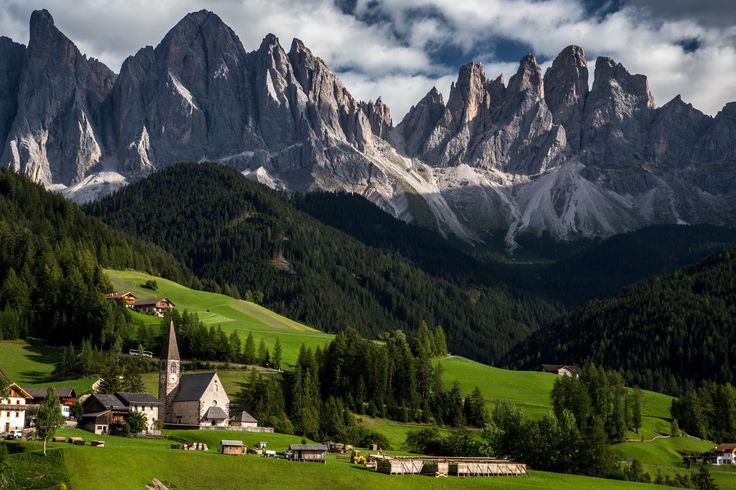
170,362,177,373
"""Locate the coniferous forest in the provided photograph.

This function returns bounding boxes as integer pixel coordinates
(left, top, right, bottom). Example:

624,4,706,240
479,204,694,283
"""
507,247,736,394
85,163,558,364
0,169,196,345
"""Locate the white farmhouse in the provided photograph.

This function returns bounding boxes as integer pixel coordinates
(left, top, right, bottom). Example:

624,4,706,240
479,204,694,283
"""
1,377,31,433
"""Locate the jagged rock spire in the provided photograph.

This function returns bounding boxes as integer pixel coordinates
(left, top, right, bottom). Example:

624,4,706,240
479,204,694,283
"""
161,319,180,360
508,53,544,98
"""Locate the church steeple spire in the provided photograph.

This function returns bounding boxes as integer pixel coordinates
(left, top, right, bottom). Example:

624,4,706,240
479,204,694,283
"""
162,318,180,360
159,318,181,422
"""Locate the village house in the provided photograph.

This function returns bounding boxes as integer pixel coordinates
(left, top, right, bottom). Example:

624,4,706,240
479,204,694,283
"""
132,298,175,317
105,291,137,307
116,392,161,432
541,364,580,377
714,443,736,465
80,392,161,434
159,320,231,428
80,394,128,434
26,386,77,419
0,374,31,433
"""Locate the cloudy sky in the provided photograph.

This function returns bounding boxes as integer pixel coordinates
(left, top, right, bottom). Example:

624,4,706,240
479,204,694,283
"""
1,0,734,119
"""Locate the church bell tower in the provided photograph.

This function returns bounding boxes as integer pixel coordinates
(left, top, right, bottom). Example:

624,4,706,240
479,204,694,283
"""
159,319,180,422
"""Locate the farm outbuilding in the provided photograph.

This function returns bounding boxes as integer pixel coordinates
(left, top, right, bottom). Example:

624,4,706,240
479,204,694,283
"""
220,440,245,455
376,456,427,475
375,455,526,477
449,459,527,476
288,444,328,463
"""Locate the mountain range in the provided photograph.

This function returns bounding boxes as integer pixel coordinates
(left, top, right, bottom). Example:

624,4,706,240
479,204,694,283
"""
2,9,735,246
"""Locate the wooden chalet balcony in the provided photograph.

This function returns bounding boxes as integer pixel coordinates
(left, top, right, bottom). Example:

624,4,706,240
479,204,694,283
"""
0,403,26,411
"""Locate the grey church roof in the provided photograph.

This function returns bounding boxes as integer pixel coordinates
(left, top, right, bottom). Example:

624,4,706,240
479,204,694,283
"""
204,406,228,420
173,372,217,401
161,319,180,360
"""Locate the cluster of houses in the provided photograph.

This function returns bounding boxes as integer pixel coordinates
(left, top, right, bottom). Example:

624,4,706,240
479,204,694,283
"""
105,291,175,317
1,320,269,438
1,370,78,435
81,319,271,434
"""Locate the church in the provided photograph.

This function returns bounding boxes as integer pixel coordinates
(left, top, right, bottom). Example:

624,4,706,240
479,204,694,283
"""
159,320,231,427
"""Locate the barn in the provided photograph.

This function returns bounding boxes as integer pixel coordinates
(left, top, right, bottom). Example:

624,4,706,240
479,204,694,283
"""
288,444,328,463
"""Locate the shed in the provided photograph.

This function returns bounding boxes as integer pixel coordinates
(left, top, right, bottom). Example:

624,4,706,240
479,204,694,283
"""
288,444,328,463
230,410,258,428
221,440,245,455
376,456,426,474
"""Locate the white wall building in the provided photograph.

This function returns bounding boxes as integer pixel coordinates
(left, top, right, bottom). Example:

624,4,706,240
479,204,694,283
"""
1,383,32,433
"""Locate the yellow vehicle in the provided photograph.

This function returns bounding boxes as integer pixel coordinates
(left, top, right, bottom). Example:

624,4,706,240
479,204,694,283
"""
351,450,366,465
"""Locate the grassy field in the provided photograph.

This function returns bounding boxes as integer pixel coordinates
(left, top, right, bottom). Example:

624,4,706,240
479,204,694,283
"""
612,436,736,489
7,429,662,490
106,269,334,367
0,338,97,394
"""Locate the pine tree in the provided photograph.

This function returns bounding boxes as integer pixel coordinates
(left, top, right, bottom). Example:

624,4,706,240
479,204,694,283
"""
670,418,680,437
258,338,269,367
631,387,642,434
244,332,256,365
432,325,448,356
272,337,282,370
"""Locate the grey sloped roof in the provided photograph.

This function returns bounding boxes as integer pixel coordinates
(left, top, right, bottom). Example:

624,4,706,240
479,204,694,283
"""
173,372,217,401
115,392,161,406
25,386,77,399
289,444,328,451
221,440,244,446
92,394,127,410
234,410,257,423
204,406,228,420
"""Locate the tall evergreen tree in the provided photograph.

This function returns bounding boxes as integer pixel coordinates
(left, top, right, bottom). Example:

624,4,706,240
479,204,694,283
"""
244,332,256,365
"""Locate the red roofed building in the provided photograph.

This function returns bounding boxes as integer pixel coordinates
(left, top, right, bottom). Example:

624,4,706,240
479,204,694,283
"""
715,443,736,465
105,291,137,306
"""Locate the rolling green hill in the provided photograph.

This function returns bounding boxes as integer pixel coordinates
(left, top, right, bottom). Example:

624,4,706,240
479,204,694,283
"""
105,269,332,367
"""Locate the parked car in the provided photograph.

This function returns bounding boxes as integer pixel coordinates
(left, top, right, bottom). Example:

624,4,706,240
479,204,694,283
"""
4,430,23,440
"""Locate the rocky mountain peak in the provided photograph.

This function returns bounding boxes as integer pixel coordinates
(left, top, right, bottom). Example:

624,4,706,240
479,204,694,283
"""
447,62,488,126
593,56,655,108
3,9,736,245
508,53,544,98
360,97,392,138
543,45,588,149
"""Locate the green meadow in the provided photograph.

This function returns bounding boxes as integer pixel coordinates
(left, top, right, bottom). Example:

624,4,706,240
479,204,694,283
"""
105,269,334,367
6,429,664,490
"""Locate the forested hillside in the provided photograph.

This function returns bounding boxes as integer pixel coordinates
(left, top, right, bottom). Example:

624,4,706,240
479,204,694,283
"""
0,169,196,345
295,193,736,307
506,247,736,394
539,225,736,305
86,163,558,363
